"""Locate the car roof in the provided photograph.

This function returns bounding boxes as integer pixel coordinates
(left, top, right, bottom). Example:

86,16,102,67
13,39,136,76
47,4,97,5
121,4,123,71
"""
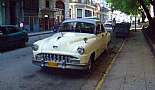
63,18,101,25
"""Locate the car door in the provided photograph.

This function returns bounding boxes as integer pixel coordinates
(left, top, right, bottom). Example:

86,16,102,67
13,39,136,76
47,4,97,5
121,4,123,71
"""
101,24,107,51
0,27,8,48
95,24,105,57
6,26,22,46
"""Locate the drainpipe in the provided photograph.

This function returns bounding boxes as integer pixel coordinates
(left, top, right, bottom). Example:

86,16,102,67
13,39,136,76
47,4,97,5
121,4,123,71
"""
21,0,24,21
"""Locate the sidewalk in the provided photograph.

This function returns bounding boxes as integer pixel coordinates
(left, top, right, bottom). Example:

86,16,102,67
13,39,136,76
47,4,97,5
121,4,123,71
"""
101,31,155,90
28,30,53,37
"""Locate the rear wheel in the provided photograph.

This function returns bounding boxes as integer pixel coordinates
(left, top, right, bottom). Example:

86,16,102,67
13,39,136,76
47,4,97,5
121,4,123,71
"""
20,40,26,48
105,42,110,55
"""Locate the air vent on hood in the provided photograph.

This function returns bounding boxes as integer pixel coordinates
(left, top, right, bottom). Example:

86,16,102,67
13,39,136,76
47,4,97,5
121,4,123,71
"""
57,36,61,40
53,46,58,49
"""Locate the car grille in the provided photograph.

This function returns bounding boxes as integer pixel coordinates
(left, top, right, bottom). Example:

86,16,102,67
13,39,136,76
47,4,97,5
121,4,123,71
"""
36,53,78,63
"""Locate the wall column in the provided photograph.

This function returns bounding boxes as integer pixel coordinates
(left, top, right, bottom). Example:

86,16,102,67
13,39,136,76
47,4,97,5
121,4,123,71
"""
64,0,69,19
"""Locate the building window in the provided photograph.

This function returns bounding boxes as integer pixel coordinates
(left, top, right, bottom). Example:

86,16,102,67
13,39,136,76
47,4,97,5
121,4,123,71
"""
77,9,82,18
46,0,49,8
69,9,72,18
23,0,39,11
85,10,92,17
85,0,90,4
77,0,81,3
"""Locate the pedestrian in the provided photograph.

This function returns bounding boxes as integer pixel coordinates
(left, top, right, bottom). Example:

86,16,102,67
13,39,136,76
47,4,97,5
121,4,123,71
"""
112,18,116,31
20,21,24,30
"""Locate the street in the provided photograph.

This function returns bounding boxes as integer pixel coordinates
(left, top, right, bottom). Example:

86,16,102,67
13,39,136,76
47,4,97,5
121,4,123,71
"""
0,33,123,90
0,0,154,89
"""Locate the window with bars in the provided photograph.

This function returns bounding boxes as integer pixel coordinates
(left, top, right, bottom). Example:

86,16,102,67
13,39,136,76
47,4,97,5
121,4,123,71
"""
85,10,92,17
77,9,82,18
46,0,49,8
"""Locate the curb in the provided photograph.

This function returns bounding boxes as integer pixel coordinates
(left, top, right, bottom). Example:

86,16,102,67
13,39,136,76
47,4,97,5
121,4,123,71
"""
28,31,53,37
142,30,155,57
95,39,126,90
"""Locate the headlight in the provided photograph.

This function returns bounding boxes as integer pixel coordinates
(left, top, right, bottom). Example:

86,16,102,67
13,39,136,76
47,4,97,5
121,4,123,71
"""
35,54,43,61
77,47,85,55
32,44,39,51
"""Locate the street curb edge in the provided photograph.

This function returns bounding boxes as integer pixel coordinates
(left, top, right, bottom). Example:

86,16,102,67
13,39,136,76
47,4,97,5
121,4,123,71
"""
95,39,126,90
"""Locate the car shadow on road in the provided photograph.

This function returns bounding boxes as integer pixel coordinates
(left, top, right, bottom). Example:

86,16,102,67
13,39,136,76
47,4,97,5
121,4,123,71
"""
0,43,29,53
36,68,91,79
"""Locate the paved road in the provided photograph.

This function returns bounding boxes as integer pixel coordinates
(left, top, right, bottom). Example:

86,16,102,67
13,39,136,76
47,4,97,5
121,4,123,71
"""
0,33,123,90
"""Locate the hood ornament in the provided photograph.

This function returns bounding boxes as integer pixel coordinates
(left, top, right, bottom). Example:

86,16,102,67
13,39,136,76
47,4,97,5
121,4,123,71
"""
83,38,88,43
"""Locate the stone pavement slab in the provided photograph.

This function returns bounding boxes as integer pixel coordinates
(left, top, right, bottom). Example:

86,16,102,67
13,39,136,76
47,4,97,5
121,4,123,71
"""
101,31,155,90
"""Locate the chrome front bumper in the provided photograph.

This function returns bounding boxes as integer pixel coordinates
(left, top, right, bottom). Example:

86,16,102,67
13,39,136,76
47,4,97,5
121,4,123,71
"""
32,60,89,70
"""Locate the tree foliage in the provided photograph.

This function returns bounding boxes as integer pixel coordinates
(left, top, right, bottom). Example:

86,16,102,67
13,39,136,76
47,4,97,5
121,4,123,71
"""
106,0,150,15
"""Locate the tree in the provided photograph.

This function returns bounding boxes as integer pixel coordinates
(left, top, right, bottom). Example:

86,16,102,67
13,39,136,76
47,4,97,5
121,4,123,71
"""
107,0,140,15
107,0,155,42
107,0,155,31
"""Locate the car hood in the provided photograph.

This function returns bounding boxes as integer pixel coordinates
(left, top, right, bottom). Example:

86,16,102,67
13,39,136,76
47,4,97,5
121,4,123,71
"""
35,32,95,53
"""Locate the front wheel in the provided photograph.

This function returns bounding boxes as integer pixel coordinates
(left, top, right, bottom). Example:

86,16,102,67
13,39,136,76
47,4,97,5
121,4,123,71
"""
86,55,95,73
105,42,110,55
20,41,26,47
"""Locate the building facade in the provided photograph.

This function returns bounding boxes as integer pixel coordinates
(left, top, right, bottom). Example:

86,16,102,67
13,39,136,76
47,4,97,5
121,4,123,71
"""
0,0,102,32
0,0,39,32
39,0,65,31
0,0,22,25
65,0,101,19
22,0,39,32
0,0,6,25
101,5,109,22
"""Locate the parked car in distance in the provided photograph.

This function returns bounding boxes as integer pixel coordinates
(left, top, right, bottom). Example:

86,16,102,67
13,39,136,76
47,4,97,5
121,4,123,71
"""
32,18,111,72
114,22,131,38
104,20,113,33
0,25,28,50
104,23,113,33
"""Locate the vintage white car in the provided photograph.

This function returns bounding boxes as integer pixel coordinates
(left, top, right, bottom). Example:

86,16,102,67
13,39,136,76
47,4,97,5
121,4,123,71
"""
32,18,111,72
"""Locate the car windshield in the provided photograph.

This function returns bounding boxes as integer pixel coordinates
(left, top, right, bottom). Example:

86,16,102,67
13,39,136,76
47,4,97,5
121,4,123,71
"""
0,26,19,34
104,24,112,27
59,22,95,34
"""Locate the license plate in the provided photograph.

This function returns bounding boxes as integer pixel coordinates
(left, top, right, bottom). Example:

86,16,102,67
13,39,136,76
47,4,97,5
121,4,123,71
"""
48,61,58,68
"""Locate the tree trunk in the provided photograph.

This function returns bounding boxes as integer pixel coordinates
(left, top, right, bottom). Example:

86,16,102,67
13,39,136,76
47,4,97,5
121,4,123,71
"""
153,0,155,16
135,15,137,31
138,0,152,24
142,11,146,23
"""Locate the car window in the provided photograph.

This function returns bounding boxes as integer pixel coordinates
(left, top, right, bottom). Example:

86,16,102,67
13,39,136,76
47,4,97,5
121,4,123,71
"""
96,24,101,34
0,27,8,34
59,22,95,34
76,22,94,33
7,26,19,34
101,24,105,32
